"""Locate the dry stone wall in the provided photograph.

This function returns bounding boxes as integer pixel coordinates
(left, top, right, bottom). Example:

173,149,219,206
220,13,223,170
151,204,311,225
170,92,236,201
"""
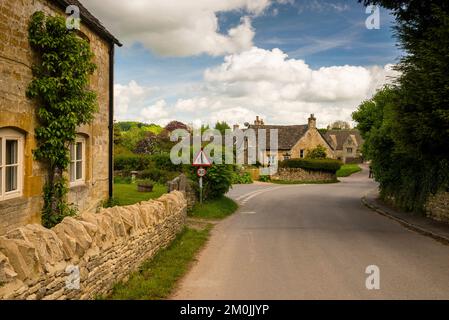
271,168,336,182
426,192,449,224
0,191,187,300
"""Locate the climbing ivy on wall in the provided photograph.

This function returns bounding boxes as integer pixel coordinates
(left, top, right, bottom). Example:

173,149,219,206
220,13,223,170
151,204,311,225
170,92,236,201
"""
27,11,98,227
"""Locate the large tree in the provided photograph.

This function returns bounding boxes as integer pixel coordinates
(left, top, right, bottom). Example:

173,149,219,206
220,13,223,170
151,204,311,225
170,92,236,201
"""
354,1,449,211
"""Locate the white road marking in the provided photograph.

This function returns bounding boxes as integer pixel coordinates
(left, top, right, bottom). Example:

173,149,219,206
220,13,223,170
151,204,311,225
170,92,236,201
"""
241,211,257,215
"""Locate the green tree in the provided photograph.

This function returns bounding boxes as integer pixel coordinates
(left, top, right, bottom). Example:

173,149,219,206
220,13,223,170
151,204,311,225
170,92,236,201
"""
357,1,449,211
214,121,231,135
306,145,328,159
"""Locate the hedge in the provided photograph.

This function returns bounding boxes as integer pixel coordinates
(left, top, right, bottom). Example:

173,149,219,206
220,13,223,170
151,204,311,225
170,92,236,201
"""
114,154,152,171
279,158,342,173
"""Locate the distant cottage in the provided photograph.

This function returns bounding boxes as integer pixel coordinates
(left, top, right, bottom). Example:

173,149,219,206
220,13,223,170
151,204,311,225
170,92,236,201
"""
324,130,364,164
0,0,121,234
238,115,364,165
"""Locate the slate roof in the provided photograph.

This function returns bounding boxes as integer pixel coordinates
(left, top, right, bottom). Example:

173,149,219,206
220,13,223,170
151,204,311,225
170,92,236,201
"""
51,0,122,46
247,124,309,150
324,130,364,150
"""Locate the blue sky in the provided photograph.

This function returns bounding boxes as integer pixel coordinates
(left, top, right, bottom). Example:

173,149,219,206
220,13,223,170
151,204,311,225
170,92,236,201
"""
85,0,401,127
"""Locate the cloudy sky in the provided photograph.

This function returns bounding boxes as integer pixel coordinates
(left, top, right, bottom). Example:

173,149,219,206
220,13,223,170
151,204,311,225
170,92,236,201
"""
81,0,401,128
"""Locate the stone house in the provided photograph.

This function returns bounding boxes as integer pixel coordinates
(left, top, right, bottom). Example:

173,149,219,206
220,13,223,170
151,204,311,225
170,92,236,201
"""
324,130,364,163
0,0,121,234
240,115,335,164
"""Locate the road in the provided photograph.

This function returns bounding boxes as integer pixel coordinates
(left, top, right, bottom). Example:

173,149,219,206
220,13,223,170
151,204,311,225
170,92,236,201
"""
173,167,449,299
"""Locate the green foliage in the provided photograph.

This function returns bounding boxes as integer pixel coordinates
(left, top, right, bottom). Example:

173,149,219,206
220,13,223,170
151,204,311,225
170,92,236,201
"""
114,154,152,171
136,179,155,187
214,121,231,135
355,1,449,211
279,158,342,173
306,144,328,159
190,164,234,200
231,171,253,184
27,12,97,227
258,175,271,182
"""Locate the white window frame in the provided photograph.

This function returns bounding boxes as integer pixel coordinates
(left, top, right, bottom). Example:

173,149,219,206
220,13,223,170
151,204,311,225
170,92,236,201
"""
0,128,24,201
300,149,305,158
69,136,86,187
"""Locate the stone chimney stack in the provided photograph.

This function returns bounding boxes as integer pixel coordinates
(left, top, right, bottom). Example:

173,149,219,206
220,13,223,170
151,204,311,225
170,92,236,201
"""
254,116,264,126
308,114,316,129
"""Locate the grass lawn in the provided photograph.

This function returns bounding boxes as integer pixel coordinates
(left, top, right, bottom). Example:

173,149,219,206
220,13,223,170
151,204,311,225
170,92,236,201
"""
107,226,211,300
113,183,167,206
189,196,238,220
336,164,362,178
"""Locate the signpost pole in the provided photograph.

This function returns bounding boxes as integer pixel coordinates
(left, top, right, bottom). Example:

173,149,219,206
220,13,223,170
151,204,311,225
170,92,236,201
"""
199,174,203,205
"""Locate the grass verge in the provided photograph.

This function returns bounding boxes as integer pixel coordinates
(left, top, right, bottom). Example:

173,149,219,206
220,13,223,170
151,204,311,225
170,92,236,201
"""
107,226,211,300
113,183,167,206
189,196,238,220
336,164,362,177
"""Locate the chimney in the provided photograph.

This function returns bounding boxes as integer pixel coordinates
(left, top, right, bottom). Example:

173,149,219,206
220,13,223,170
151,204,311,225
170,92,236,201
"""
254,116,264,126
233,124,240,131
308,114,316,129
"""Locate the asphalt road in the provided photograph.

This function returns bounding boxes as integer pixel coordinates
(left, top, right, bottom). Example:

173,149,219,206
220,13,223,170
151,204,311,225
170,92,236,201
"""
173,167,449,299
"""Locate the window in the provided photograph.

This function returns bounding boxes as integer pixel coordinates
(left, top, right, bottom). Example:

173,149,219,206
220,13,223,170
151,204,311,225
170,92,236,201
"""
0,129,24,201
283,155,290,160
300,149,305,158
347,148,353,154
268,154,276,166
69,137,85,186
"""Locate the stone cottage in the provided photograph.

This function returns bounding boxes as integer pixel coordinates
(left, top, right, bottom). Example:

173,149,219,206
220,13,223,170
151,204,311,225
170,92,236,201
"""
240,114,335,164
324,130,364,163
0,0,121,234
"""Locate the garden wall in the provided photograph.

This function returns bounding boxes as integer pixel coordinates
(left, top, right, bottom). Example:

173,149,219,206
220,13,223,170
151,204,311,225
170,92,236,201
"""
425,192,449,224
271,168,336,182
0,191,187,300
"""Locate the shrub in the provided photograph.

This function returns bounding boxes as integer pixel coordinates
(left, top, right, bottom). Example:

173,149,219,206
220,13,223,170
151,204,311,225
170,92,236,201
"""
114,154,152,171
259,175,271,182
189,164,234,200
279,158,342,173
231,171,253,184
306,145,328,159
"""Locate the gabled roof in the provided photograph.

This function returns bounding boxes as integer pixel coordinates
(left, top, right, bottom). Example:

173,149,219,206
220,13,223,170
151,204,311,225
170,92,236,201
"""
51,0,122,46
324,130,364,151
248,124,309,150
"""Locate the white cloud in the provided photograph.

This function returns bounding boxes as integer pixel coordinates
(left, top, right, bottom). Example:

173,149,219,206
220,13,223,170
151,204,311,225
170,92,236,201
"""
114,47,399,128
81,0,276,56
140,100,171,125
114,80,156,115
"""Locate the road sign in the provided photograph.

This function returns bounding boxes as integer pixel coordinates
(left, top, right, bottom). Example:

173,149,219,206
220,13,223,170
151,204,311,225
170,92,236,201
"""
193,149,212,167
197,167,207,177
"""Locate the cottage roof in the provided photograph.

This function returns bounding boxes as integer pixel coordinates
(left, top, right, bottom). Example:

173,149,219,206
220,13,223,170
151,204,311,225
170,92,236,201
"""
247,124,309,150
52,0,122,46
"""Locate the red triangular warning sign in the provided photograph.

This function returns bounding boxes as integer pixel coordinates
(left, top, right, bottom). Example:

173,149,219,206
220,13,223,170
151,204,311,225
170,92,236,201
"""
193,149,212,167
